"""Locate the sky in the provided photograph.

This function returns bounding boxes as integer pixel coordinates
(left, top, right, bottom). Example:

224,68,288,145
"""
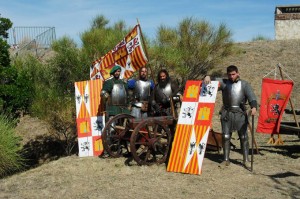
1,0,300,46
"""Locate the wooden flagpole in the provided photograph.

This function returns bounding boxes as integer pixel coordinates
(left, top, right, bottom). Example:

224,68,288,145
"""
251,114,254,172
136,18,156,84
247,110,259,154
276,63,300,144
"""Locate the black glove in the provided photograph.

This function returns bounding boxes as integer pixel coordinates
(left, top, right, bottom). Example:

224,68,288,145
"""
153,103,161,114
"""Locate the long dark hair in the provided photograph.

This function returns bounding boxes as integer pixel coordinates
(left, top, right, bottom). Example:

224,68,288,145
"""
157,69,170,82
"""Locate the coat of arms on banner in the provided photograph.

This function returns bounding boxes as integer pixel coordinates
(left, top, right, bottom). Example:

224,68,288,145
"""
74,79,105,157
167,80,218,175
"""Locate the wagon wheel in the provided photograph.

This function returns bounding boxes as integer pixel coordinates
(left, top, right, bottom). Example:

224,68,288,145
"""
102,114,134,158
130,119,172,165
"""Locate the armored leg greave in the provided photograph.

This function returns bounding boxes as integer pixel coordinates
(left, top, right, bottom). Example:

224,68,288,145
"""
238,130,249,163
222,133,231,162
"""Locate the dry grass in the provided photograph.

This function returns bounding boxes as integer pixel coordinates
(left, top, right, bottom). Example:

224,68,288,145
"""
0,133,299,199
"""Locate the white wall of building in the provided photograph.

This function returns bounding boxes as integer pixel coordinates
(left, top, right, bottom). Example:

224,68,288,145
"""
275,19,300,40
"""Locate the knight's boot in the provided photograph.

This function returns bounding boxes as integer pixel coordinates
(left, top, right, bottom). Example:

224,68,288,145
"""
240,135,250,169
222,134,231,166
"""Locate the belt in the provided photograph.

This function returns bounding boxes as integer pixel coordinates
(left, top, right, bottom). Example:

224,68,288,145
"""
224,106,244,113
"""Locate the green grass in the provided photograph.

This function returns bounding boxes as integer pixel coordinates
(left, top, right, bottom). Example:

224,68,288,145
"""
251,34,271,41
0,115,24,177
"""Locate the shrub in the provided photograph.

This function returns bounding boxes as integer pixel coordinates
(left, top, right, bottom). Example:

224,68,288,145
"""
0,115,24,177
47,101,77,156
0,58,36,118
30,90,77,156
252,35,271,41
151,17,234,83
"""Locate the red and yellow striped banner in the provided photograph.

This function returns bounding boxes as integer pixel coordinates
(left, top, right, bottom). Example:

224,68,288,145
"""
75,79,105,157
90,24,148,80
167,80,219,175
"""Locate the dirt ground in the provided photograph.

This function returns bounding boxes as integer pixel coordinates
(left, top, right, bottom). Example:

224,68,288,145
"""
0,40,300,199
0,116,299,199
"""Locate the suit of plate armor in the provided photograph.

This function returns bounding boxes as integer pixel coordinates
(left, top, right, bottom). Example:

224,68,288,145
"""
100,77,130,117
218,78,257,165
128,79,154,118
111,83,127,106
152,80,181,116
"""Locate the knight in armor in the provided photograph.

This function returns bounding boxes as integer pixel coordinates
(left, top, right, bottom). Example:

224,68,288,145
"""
127,67,155,118
204,65,257,168
100,65,130,118
151,69,182,116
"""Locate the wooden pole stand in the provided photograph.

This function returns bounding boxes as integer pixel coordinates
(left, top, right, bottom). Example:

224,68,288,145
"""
274,64,300,144
267,134,275,144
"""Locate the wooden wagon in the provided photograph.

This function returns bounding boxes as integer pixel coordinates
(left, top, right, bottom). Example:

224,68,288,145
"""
102,113,177,165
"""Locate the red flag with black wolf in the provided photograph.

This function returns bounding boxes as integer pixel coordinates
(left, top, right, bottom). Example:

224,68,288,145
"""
256,78,294,134
90,25,148,80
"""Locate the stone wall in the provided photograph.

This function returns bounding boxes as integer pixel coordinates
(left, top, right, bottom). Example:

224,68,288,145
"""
275,17,300,40
275,9,300,40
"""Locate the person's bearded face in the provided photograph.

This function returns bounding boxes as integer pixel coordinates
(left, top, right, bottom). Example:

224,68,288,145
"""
113,69,121,79
158,72,168,87
139,68,147,80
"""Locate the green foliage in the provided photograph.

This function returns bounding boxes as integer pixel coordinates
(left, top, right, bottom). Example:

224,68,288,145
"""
47,98,77,156
150,17,234,82
0,56,36,118
0,15,12,68
252,34,271,41
30,88,77,155
47,37,88,96
0,16,33,118
0,17,13,39
81,15,130,61
0,115,24,177
29,38,80,155
0,39,11,68
91,15,109,29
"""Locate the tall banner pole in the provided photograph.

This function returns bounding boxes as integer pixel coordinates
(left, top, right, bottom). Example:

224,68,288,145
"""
137,19,156,84
247,111,259,154
277,64,299,142
251,114,254,172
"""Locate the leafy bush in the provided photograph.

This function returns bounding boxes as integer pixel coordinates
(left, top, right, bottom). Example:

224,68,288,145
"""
47,99,77,156
0,16,12,68
47,37,89,96
0,115,24,177
0,60,36,118
151,17,234,82
30,86,77,156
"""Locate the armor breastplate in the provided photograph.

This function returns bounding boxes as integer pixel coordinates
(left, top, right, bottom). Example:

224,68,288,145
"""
222,80,244,108
156,82,172,103
134,80,151,101
111,83,127,106
161,83,172,98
